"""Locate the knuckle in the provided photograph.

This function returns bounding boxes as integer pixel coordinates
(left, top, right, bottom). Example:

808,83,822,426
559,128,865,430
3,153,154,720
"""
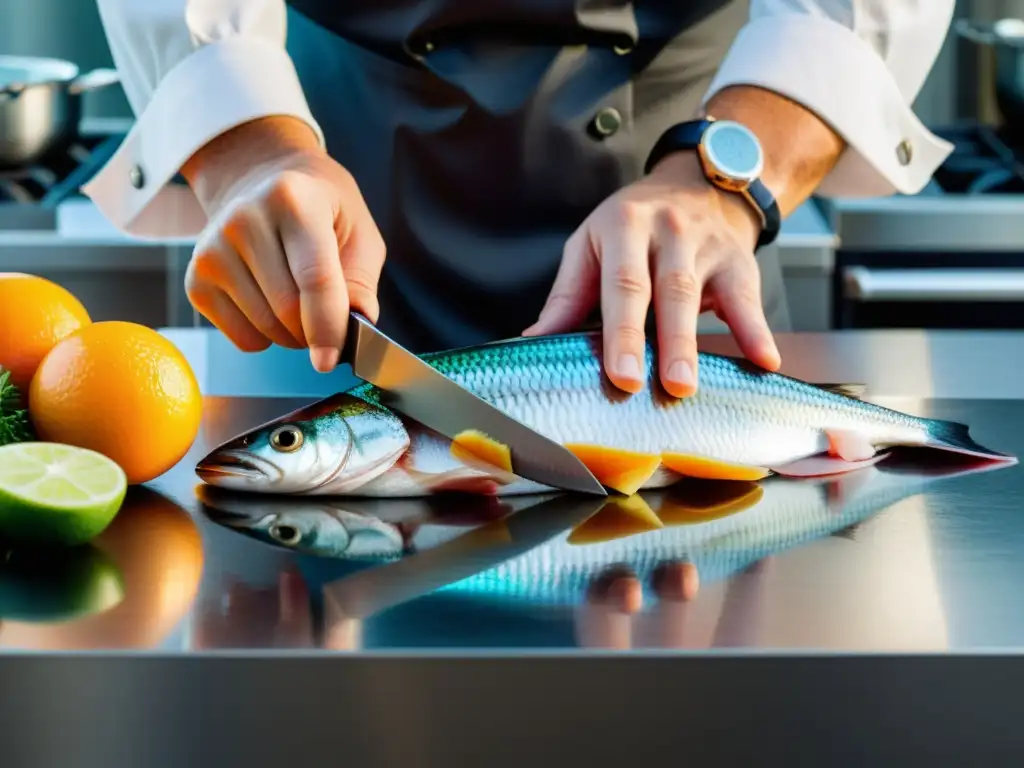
614,200,647,229
267,170,310,211
611,263,651,298
660,208,688,236
612,323,647,348
189,243,223,283
658,269,700,304
291,260,336,294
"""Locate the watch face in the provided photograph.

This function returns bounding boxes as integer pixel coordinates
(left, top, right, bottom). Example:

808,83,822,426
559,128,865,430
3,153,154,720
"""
702,121,764,183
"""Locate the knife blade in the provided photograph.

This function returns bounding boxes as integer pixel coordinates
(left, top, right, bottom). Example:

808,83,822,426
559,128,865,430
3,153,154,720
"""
339,313,607,496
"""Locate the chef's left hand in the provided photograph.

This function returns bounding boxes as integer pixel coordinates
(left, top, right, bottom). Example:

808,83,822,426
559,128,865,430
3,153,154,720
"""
523,151,782,397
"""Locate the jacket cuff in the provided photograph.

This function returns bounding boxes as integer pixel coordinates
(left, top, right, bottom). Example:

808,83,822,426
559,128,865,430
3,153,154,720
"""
703,13,953,198
82,37,325,240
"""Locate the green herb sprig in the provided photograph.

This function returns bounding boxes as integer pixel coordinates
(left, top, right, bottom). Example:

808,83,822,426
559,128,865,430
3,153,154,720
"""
0,368,34,446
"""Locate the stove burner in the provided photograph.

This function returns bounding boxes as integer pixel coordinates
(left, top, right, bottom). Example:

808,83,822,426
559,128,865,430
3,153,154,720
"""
932,125,1024,194
0,134,122,207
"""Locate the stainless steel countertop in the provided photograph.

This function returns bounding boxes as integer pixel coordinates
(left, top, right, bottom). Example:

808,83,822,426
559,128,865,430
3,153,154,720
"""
4,329,1024,764
2,328,1022,656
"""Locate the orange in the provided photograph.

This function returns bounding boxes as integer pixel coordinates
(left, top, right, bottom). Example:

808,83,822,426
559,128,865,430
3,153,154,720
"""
29,321,203,485
0,273,91,391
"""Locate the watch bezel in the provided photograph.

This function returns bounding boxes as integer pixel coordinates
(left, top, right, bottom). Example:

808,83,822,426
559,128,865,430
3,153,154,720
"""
697,119,765,192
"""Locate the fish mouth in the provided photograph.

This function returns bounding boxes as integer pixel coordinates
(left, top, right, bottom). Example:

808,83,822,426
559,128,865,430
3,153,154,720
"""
196,449,282,483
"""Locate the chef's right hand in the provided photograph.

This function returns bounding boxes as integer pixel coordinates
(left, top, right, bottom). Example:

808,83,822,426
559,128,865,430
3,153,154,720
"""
182,116,386,372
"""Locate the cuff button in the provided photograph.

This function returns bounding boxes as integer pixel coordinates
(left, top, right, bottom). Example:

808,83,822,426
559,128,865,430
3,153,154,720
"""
129,165,145,189
896,139,913,166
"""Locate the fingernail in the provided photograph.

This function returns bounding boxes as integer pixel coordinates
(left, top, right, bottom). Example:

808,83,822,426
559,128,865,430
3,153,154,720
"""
616,354,642,381
310,346,339,373
667,360,695,389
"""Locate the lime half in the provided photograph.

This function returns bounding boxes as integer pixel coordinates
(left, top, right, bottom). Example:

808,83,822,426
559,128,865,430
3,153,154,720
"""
0,442,127,546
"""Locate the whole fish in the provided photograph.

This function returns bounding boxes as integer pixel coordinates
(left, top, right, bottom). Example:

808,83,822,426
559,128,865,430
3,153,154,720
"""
195,332,1017,497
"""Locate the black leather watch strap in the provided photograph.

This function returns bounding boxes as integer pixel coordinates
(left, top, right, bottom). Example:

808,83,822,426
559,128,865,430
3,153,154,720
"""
643,120,711,175
747,179,781,250
644,119,781,251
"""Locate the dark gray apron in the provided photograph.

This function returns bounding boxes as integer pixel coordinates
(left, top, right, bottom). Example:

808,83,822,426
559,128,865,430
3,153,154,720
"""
284,0,790,353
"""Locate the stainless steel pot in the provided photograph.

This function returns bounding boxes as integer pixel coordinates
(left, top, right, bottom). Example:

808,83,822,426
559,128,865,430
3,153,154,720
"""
957,18,1024,137
0,56,120,169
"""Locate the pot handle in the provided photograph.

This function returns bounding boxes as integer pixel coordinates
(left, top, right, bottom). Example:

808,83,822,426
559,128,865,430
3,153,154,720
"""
67,68,120,96
0,82,27,101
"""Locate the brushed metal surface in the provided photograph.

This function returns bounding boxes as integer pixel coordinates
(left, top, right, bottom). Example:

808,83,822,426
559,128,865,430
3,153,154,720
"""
340,313,607,496
1,330,1023,764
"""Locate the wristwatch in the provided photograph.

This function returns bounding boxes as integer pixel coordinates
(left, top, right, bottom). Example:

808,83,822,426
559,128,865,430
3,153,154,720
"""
644,116,781,250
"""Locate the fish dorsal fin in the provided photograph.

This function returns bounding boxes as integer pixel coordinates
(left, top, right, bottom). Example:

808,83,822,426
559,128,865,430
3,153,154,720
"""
813,382,867,400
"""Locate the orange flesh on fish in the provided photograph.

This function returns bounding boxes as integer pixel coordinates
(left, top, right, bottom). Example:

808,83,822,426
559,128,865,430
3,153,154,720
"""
451,430,514,473
660,452,771,482
564,444,662,495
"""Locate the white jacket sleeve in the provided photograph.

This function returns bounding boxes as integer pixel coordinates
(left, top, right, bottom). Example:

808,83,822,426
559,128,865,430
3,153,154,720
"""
704,0,955,198
83,0,325,240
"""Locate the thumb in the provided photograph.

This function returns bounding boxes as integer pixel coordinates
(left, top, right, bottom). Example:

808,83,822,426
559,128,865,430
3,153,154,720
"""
523,228,600,336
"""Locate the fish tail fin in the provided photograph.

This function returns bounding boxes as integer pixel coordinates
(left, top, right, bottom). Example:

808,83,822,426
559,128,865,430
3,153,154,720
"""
925,419,1018,464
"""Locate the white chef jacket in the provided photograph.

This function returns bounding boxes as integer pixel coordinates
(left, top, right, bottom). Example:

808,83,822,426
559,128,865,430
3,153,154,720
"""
84,0,956,240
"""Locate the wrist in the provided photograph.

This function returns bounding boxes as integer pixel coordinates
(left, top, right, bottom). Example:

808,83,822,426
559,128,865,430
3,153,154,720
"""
702,85,844,214
182,116,324,212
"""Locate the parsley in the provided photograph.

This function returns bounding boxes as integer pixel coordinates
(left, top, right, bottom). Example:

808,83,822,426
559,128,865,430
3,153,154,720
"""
0,368,34,446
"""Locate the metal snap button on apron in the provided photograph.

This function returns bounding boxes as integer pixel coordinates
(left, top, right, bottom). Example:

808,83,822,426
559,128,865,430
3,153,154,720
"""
129,164,145,189
896,139,913,166
589,107,622,139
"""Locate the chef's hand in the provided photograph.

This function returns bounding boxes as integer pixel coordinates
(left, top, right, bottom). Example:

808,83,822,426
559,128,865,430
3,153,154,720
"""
182,116,386,373
523,150,781,398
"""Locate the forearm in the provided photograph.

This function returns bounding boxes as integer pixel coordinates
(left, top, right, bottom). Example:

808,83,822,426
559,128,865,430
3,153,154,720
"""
705,85,844,217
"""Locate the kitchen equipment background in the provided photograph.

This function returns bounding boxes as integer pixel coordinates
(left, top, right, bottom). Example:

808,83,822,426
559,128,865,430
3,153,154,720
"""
0,57,120,168
0,0,131,121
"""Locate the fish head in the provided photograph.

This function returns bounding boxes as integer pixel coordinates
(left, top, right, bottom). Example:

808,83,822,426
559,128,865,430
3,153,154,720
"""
195,393,410,494
198,487,407,559
238,508,404,559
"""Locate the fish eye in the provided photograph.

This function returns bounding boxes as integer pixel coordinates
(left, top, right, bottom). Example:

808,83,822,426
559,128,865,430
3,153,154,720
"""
269,425,304,453
269,523,302,545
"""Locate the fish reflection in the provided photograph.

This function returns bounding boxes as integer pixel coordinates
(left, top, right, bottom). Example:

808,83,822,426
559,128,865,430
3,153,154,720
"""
437,456,1003,605
197,487,561,561
200,456,1000,627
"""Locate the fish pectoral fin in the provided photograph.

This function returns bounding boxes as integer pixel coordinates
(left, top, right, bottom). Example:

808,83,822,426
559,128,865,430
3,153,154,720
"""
450,429,514,473
825,429,877,462
660,452,771,482
770,452,890,478
567,495,663,545
563,444,663,495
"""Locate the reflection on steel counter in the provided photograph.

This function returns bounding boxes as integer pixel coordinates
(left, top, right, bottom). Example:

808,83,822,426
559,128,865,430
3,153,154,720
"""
196,454,1007,650
0,486,204,650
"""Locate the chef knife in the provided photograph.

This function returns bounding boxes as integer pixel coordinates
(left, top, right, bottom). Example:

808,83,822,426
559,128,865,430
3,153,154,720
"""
339,312,607,496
